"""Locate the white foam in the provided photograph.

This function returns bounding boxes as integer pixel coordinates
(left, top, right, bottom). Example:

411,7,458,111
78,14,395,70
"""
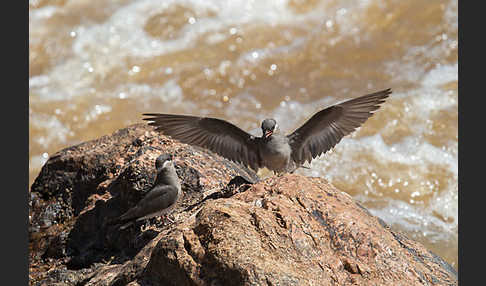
363,197,457,242
29,0,326,102
421,63,458,88
29,5,58,22
83,104,112,123
113,79,199,114
236,36,308,66
29,75,50,89
29,57,99,101
444,0,458,31
153,79,184,104
29,113,71,146
297,132,457,181
71,0,313,60
29,154,49,174
384,6,458,89
29,0,380,104
428,181,458,227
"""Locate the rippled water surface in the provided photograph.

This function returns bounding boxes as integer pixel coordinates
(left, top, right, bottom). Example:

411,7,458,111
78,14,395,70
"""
29,0,458,269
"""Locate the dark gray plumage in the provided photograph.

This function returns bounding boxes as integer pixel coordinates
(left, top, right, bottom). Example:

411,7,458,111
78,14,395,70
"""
143,88,391,174
113,154,182,229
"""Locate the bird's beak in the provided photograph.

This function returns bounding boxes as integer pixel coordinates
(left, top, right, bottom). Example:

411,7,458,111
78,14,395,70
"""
264,130,273,138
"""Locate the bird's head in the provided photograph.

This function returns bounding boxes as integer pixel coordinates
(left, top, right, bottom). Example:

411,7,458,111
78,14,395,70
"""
155,153,174,171
261,118,278,138
154,153,180,188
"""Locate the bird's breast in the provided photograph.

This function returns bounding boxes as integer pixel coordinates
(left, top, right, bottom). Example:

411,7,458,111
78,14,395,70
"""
264,137,291,154
259,135,292,171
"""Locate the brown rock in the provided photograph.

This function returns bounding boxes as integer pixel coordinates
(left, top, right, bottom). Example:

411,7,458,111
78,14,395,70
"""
29,123,257,284
29,124,457,285
144,175,457,285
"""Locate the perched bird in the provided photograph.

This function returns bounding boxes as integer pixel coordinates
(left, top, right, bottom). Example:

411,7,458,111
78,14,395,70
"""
143,88,391,174
111,153,182,229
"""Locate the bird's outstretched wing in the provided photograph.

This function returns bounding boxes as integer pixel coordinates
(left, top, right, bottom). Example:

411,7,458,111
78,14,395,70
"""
143,113,262,170
287,88,391,165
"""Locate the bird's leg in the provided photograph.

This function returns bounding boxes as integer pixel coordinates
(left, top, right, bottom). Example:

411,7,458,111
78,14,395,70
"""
275,171,285,177
158,214,175,225
164,214,175,224
141,220,150,231
152,216,164,227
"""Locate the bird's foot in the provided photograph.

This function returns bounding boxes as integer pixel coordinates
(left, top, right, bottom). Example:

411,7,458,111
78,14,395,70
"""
164,215,175,224
155,215,175,226
140,220,151,232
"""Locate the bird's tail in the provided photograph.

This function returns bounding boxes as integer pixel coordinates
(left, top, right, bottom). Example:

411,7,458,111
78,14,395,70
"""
118,221,135,230
106,217,135,230
105,215,134,230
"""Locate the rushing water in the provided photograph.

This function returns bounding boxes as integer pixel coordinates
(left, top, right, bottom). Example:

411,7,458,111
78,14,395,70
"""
29,0,458,269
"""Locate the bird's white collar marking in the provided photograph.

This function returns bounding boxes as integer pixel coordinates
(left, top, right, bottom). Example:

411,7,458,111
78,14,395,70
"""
162,160,173,169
